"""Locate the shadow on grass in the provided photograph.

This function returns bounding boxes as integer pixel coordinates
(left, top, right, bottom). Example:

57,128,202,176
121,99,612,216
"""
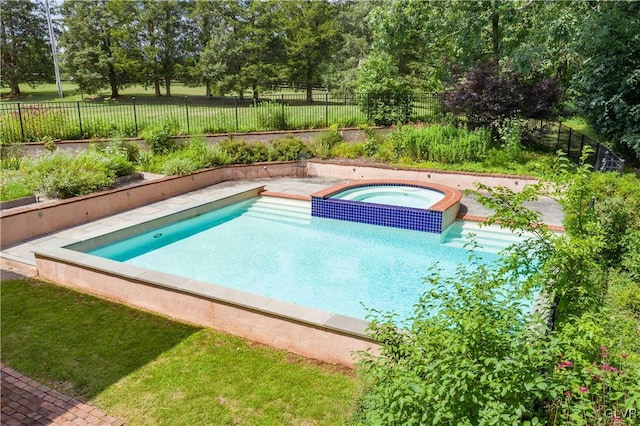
0,278,201,401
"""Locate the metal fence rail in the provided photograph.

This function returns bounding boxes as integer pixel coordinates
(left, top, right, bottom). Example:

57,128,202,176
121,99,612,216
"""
553,122,625,173
0,94,624,172
0,93,453,144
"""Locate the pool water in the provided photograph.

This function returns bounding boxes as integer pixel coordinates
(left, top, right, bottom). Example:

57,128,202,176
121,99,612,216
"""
330,185,445,208
89,198,500,321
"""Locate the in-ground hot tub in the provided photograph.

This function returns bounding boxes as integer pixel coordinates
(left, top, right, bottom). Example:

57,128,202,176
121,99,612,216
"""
311,180,461,233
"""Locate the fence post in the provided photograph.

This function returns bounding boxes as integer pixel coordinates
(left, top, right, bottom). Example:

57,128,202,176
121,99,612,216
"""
366,93,370,122
76,101,83,137
234,96,239,131
132,97,138,134
556,122,562,149
184,96,190,134
567,127,572,157
595,142,602,169
281,94,285,130
325,91,329,128
17,103,25,141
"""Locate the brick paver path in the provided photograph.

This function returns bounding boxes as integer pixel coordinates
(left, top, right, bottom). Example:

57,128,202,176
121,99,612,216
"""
1,364,124,426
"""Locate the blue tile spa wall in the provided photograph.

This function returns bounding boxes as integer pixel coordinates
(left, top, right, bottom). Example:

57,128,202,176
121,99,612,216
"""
311,197,444,233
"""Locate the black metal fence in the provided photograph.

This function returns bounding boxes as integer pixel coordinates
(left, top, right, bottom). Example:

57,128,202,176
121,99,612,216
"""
553,122,625,173
0,93,453,145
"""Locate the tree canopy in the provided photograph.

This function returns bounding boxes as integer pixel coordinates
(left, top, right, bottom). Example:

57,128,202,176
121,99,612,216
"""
2,0,638,155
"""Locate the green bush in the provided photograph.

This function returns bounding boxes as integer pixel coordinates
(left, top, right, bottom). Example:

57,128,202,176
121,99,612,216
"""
311,126,344,159
161,157,200,176
0,144,23,170
217,139,269,164
140,120,181,155
377,124,490,164
330,142,365,159
355,254,556,425
267,136,311,161
427,128,490,163
20,148,136,199
356,52,414,126
0,170,32,201
21,151,116,199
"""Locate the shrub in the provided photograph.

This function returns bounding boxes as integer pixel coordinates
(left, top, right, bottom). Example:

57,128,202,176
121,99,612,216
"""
427,127,490,164
311,126,344,159
355,254,556,425
217,139,269,164
0,144,23,170
356,52,414,125
0,170,32,201
381,124,490,163
21,151,117,199
330,142,365,159
161,157,200,176
445,61,561,131
267,136,311,161
140,120,181,155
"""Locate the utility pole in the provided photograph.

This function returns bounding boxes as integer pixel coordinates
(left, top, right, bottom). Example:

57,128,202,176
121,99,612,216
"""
44,0,63,98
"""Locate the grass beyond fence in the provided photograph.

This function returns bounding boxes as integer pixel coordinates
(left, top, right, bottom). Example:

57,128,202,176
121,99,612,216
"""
0,93,453,144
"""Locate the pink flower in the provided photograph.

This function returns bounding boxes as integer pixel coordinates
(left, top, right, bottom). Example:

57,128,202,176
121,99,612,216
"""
578,386,588,393
613,415,621,424
564,390,572,399
599,346,609,358
557,361,573,369
621,353,628,360
592,374,601,381
600,363,619,373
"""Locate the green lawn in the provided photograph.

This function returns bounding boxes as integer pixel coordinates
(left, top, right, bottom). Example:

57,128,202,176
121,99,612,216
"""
0,82,333,103
1,278,360,425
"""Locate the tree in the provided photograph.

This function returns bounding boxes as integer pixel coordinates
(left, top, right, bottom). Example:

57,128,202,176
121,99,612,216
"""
356,51,413,125
190,0,244,97
281,0,341,102
325,0,377,93
138,0,192,97
0,0,54,96
572,1,640,158
445,61,561,133
60,0,138,97
367,0,436,90
237,0,286,100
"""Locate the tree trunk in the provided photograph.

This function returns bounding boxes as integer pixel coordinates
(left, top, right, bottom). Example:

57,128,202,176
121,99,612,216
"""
253,86,259,102
306,84,313,103
10,81,21,96
154,79,162,97
165,77,171,97
108,65,119,98
205,79,211,97
491,1,500,66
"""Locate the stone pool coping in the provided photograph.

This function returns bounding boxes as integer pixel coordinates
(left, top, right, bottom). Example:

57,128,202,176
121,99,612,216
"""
32,186,377,367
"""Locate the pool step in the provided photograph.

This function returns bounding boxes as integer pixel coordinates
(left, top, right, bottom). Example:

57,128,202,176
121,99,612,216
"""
244,196,311,225
441,221,531,253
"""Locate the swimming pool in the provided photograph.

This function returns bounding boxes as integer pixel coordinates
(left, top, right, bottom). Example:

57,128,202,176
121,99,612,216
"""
85,196,499,322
